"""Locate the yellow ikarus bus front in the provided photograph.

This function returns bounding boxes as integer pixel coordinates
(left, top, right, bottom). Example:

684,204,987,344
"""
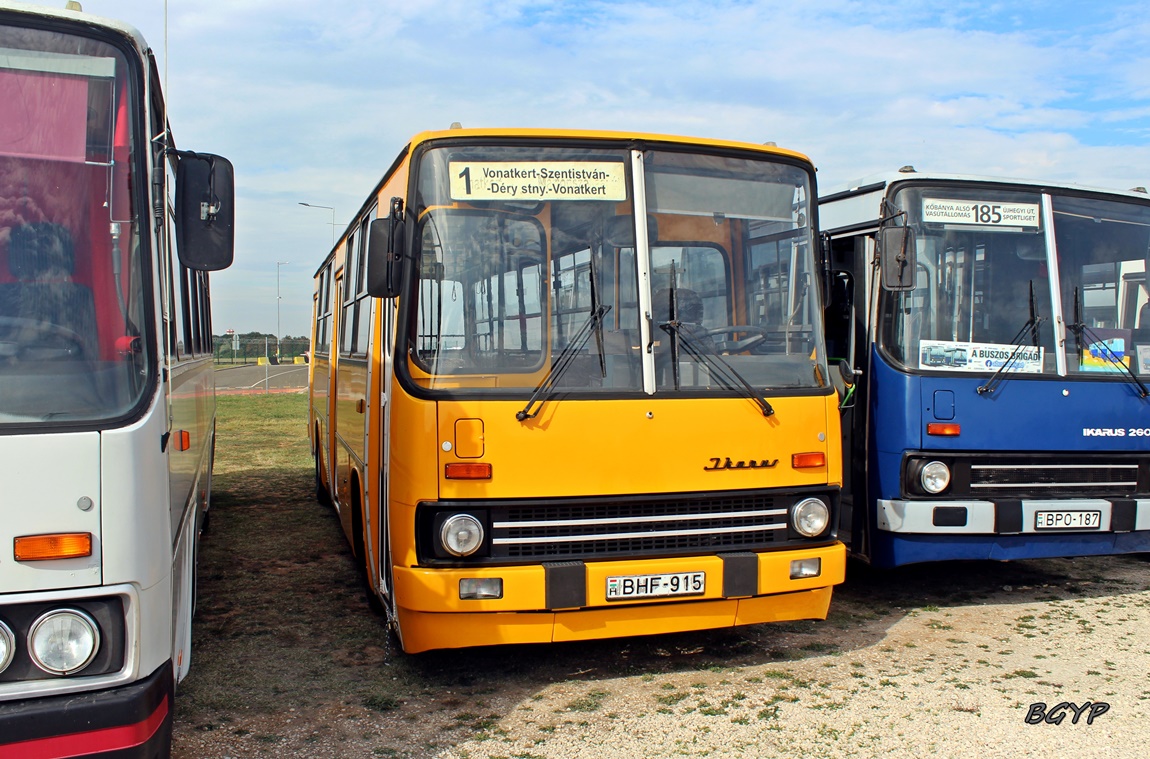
311,129,846,653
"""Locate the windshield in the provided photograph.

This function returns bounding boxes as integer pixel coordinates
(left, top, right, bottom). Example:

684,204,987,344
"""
881,184,1150,379
1052,195,1150,377
0,23,149,424
405,143,827,396
881,185,1056,374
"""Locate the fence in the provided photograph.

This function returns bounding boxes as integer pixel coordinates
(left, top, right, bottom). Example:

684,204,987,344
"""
214,337,311,366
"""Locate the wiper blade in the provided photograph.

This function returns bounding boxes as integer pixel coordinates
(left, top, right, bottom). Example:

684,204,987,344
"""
516,305,611,422
660,320,775,417
1066,285,1149,399
978,280,1044,396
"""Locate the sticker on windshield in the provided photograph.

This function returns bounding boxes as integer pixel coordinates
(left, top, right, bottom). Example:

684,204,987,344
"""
450,161,627,202
1080,329,1131,372
919,340,1043,373
922,199,1040,228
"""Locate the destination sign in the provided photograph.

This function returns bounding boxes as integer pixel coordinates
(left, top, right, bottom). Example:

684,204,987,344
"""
449,161,627,202
922,198,1040,228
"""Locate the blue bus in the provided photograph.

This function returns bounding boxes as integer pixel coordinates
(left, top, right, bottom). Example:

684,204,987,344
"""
820,169,1150,567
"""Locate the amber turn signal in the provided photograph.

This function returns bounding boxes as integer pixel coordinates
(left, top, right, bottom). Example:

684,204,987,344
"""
792,452,826,469
14,533,93,562
927,423,961,436
445,463,493,480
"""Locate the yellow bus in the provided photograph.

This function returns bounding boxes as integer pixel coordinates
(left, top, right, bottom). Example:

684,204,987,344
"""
309,128,845,653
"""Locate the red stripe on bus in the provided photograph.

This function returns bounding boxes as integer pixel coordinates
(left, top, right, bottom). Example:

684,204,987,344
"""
1,694,168,759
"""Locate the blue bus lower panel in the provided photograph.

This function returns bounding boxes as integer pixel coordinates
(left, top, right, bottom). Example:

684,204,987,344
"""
871,531,1150,568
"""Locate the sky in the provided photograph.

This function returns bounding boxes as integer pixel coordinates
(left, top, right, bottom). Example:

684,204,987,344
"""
19,0,1150,337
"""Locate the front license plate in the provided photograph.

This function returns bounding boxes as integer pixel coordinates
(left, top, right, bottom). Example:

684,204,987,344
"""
606,571,705,601
1034,510,1102,530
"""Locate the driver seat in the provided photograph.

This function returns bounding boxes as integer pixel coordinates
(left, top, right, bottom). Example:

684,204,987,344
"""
1,222,98,359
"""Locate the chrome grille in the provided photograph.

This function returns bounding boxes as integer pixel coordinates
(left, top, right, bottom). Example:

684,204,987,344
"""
489,491,795,560
967,458,1140,497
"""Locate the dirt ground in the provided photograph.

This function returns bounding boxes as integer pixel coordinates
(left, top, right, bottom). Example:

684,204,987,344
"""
173,398,1150,758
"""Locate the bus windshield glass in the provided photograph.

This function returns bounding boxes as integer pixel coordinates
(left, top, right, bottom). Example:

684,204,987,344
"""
1052,194,1150,377
406,143,826,395
0,24,149,425
881,185,1057,374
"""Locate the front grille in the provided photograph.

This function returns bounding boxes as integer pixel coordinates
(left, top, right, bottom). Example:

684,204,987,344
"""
914,453,1148,499
971,462,1138,495
418,488,835,565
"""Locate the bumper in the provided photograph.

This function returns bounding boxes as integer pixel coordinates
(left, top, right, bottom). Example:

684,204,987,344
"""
393,542,845,653
872,499,1150,567
0,663,172,759
877,498,1150,534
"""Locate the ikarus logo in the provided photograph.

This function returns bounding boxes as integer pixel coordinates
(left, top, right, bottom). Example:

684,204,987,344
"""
1082,428,1126,437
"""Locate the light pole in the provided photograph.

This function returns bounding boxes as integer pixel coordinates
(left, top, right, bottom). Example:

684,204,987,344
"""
276,260,289,358
298,202,336,246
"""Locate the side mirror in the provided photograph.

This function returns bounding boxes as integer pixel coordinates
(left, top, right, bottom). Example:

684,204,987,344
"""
366,197,405,298
174,152,235,271
838,359,858,388
878,224,916,291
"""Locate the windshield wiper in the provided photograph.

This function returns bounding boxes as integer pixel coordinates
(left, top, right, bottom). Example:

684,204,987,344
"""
515,305,610,421
660,319,775,417
978,280,1045,395
1067,286,1149,398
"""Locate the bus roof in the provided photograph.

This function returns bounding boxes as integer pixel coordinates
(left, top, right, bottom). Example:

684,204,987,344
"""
818,167,1150,235
403,127,813,165
0,0,150,56
821,167,1150,204
310,126,819,269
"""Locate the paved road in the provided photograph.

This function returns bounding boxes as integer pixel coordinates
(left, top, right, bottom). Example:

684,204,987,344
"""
214,363,309,393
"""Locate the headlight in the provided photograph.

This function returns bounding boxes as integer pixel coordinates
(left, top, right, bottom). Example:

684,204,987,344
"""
792,498,830,537
920,460,951,494
0,620,14,674
440,514,485,557
29,609,100,675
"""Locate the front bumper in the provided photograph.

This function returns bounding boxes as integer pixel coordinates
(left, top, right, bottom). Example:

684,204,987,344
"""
877,498,1150,534
393,542,845,653
0,663,172,759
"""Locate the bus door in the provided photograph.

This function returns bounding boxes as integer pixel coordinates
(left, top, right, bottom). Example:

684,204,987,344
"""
376,292,395,601
328,270,344,510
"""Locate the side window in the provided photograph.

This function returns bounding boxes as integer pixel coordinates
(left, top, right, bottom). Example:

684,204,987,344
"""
179,265,194,354
198,271,212,354
339,210,377,357
339,232,357,356
314,265,333,355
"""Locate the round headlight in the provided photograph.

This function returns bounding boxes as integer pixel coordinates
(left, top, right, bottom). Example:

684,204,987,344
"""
0,620,14,674
29,609,99,675
920,460,951,494
440,514,484,557
792,498,830,537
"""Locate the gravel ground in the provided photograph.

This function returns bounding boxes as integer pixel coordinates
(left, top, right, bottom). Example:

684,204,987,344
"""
174,553,1150,759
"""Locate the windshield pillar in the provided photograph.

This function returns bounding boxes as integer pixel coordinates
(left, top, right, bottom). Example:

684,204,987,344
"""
1041,193,1069,375
631,149,656,394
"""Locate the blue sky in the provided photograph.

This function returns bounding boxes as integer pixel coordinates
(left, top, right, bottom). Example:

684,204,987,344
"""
28,0,1150,336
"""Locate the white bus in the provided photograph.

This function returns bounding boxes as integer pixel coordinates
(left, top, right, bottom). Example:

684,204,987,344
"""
0,2,234,756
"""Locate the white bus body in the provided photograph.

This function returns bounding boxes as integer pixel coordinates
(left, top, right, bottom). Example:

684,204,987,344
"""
0,2,234,756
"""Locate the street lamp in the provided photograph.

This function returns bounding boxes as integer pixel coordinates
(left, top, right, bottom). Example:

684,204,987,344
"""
276,260,289,358
298,202,336,246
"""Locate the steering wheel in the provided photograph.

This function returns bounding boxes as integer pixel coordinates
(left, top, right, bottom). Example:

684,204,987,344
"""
0,316,87,359
704,325,771,354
